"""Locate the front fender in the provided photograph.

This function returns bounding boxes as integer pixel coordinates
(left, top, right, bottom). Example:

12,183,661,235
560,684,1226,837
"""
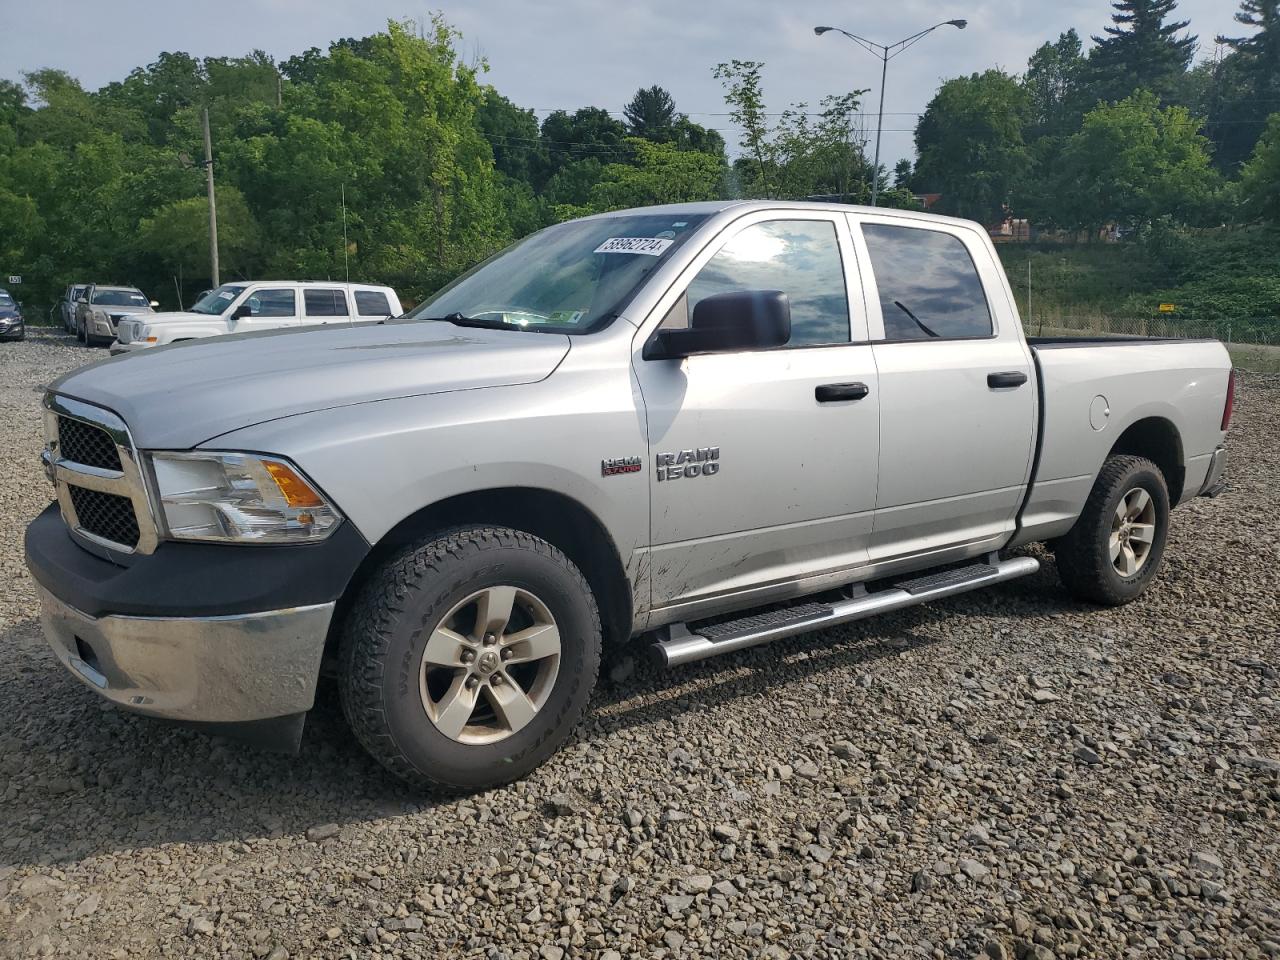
203,373,651,594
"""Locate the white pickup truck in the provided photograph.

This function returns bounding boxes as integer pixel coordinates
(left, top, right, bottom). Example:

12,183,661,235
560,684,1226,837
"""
27,201,1232,792
109,280,402,352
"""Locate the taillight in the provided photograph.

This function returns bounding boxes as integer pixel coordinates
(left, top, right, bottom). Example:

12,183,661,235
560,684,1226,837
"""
1221,368,1235,431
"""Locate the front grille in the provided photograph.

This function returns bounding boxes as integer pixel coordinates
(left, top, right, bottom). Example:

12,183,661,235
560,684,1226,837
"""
69,486,140,548
57,416,122,471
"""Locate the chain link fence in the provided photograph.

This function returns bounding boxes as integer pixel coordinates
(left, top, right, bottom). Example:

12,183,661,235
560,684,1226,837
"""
1024,314,1280,373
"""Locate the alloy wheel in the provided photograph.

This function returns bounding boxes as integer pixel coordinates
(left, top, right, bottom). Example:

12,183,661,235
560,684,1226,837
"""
1110,486,1157,578
418,585,562,745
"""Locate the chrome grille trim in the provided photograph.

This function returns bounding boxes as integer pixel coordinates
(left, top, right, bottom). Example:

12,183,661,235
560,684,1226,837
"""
42,394,160,555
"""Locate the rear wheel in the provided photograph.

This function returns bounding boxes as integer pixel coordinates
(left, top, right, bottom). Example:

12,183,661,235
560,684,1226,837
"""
1054,454,1170,606
339,526,601,792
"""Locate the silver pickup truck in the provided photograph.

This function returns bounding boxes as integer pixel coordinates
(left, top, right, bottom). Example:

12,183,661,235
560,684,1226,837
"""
25,201,1232,791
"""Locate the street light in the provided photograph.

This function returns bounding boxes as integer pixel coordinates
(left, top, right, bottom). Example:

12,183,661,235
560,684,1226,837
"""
815,19,967,207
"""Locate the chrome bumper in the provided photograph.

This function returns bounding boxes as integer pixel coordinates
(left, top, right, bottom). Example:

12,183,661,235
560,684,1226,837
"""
1200,445,1228,498
36,584,334,722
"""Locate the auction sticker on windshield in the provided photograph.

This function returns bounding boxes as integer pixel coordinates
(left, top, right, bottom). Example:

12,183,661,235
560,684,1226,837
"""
594,237,674,256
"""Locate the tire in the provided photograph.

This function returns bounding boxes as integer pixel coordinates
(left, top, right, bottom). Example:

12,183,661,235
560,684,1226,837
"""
1054,454,1170,606
339,525,602,792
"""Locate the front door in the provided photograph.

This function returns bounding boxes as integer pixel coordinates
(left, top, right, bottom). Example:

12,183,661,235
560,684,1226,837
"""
634,213,880,615
852,216,1036,561
232,287,299,333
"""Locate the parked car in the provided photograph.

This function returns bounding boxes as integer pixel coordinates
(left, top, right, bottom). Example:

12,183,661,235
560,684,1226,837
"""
75,285,157,347
109,281,402,353
26,200,1232,792
0,288,24,341
60,283,89,332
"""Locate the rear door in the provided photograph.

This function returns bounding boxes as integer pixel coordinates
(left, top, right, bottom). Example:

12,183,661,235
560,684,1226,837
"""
303,287,351,326
634,210,880,614
851,215,1036,561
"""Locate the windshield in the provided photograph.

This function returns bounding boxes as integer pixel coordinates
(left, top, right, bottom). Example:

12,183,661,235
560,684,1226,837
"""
92,289,149,307
190,284,247,315
0,293,14,307
408,213,709,333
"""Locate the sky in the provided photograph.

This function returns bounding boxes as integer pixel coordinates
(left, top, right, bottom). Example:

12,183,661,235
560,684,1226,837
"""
0,0,1244,166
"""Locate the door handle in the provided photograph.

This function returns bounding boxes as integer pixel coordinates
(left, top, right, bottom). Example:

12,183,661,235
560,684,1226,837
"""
815,382,870,403
987,371,1028,389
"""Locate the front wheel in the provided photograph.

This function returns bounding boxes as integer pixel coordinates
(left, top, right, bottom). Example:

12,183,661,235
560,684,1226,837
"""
1054,454,1170,606
339,526,601,792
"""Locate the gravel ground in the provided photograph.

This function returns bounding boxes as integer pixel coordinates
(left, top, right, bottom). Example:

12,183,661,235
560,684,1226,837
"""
1,328,1277,960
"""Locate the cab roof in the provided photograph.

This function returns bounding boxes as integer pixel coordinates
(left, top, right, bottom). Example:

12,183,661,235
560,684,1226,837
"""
578,199,982,232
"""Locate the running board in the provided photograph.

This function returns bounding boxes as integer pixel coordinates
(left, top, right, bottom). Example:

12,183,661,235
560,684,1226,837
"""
650,556,1040,668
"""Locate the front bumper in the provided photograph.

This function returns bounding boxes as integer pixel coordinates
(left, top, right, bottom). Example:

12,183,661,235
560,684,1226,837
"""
1199,445,1228,498
0,320,23,340
25,501,370,727
108,339,149,355
36,584,334,723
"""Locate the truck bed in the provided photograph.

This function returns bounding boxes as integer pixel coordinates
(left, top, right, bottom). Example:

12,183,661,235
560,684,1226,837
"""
1012,335,1232,548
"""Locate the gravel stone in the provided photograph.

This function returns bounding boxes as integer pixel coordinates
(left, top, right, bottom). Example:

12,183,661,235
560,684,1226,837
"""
1,334,1277,959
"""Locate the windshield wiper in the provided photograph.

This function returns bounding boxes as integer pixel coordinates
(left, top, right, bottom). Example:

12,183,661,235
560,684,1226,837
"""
422,312,516,330
893,301,940,339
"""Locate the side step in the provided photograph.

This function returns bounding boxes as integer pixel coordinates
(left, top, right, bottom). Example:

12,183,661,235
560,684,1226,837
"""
650,556,1039,668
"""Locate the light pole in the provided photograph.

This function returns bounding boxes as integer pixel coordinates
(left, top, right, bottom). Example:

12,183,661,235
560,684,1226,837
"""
815,19,967,207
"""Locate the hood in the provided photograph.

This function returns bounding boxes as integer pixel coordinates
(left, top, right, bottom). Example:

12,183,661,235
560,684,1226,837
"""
137,310,203,323
50,320,572,448
97,305,153,316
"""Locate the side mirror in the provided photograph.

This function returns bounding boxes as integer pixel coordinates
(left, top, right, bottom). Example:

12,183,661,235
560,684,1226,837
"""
645,290,791,360
149,300,159,308
231,303,251,320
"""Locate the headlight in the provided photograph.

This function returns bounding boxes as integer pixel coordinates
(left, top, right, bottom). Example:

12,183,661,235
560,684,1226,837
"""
149,451,342,543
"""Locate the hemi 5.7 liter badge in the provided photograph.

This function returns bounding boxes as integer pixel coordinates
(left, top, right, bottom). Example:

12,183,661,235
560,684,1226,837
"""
602,456,643,477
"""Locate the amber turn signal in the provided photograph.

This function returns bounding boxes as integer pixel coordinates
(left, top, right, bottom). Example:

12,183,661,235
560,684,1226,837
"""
264,460,325,508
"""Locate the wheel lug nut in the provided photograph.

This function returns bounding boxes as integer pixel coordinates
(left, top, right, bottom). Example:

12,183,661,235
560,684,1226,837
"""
483,633,497,646
501,648,513,661
460,650,476,664
490,673,503,686
465,675,479,690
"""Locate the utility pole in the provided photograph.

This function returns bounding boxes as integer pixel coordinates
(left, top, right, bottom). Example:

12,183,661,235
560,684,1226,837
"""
202,107,220,288
341,184,350,283
871,52,888,207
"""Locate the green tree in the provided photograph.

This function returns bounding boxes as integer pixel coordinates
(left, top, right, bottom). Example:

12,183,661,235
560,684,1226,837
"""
1087,0,1197,103
623,85,677,141
1211,1,1280,172
477,90,545,183
585,138,724,212
1023,29,1088,140
1240,113,1280,222
1035,91,1219,233
713,60,774,195
136,187,259,282
913,70,1030,222
670,116,726,158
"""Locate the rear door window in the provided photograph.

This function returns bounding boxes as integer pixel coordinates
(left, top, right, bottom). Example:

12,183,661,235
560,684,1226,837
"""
861,224,993,341
354,290,393,316
304,288,350,317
